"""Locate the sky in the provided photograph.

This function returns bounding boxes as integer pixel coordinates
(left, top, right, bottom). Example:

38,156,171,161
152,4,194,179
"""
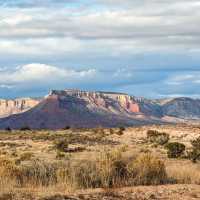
0,0,200,98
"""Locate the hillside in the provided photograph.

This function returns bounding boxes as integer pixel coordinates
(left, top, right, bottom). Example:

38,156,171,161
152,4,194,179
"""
0,89,199,129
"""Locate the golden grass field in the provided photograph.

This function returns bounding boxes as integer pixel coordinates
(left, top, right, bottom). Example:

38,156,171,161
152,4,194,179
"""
0,124,200,200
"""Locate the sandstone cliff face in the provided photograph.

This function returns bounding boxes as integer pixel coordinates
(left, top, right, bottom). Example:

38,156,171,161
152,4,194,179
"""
0,89,199,129
0,98,41,118
0,90,159,129
50,90,141,114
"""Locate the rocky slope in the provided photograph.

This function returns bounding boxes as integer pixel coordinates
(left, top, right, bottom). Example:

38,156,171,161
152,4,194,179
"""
161,97,200,119
0,89,199,129
0,98,41,118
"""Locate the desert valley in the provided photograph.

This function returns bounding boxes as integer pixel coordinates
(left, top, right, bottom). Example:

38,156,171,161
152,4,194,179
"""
0,90,200,200
1,0,200,199
0,124,200,199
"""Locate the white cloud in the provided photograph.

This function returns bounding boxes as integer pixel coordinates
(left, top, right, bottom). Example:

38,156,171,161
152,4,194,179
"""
0,63,158,94
0,63,97,86
0,1,200,56
0,63,199,98
0,1,200,98
1,13,32,25
166,73,200,85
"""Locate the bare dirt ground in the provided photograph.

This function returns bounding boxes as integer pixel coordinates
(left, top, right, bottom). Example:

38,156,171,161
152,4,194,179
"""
1,185,200,200
46,184,200,200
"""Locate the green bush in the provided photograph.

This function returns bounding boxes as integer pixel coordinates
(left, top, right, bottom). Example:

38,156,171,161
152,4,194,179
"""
54,139,69,152
114,127,126,136
5,127,12,131
109,128,115,135
19,152,34,161
165,142,185,158
63,126,71,130
147,130,169,145
188,137,200,163
20,126,31,131
56,151,66,159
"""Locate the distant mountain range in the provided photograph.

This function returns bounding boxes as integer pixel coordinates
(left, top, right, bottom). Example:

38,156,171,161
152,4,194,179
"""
0,89,199,129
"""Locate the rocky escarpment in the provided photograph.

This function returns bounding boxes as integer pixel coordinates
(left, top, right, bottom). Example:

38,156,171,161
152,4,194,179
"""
50,89,141,114
0,98,41,118
0,89,199,129
0,90,162,129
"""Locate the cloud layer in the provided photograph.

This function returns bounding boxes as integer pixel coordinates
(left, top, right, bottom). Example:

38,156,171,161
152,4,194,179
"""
0,0,199,98
0,63,199,98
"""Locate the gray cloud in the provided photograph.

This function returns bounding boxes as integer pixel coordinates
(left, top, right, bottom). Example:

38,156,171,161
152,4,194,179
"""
0,0,200,98
0,63,199,99
0,2,200,52
0,63,169,97
0,0,80,8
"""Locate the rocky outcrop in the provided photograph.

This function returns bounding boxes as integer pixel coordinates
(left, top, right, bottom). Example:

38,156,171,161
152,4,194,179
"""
0,90,161,129
0,89,199,129
50,89,141,114
0,98,41,118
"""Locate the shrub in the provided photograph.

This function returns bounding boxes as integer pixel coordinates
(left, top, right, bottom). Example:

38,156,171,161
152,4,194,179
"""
54,139,69,152
188,137,200,163
128,153,167,185
19,152,34,162
5,127,12,131
19,160,58,186
97,149,128,187
109,129,115,135
69,148,128,189
71,161,101,188
147,130,169,145
191,136,200,149
165,142,185,158
0,148,171,190
116,127,125,136
56,151,66,159
0,157,19,178
63,126,71,130
0,158,64,187
20,126,31,131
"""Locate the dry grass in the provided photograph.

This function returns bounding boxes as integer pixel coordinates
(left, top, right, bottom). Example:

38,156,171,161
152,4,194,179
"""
0,150,169,192
128,153,167,185
0,125,200,199
167,162,200,184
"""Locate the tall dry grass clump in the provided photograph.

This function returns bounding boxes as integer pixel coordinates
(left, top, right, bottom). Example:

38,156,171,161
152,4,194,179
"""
61,148,128,189
128,153,167,185
0,149,169,191
0,157,20,187
66,150,168,189
68,160,101,189
19,160,58,186
0,157,60,188
96,148,128,187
